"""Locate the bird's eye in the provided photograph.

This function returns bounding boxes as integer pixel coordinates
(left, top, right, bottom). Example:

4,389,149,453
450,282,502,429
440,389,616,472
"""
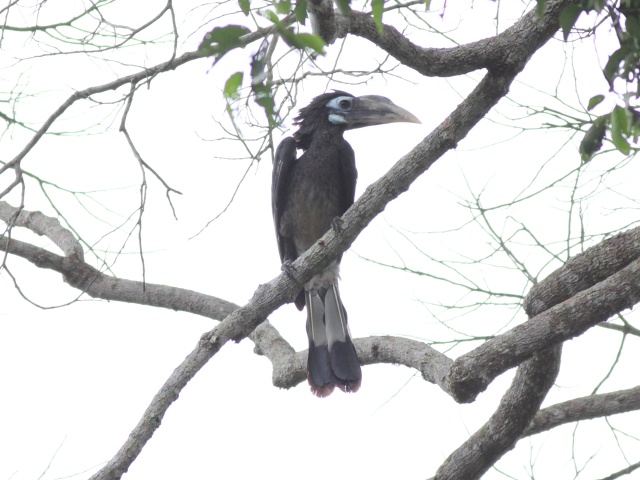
339,99,352,109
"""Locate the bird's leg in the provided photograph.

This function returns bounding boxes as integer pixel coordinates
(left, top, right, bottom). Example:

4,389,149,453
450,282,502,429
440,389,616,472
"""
331,216,344,233
281,260,297,280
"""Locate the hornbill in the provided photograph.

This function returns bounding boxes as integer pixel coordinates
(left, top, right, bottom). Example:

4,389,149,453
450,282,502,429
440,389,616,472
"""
272,91,420,397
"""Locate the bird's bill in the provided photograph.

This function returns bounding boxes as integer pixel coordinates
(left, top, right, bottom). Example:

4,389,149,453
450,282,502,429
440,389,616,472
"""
345,95,421,129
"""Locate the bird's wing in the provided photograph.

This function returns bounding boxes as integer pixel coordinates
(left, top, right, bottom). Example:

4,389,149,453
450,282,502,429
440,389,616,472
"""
272,136,298,262
339,142,358,212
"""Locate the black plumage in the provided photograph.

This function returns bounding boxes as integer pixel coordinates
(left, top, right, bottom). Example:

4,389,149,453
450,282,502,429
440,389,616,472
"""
272,90,420,397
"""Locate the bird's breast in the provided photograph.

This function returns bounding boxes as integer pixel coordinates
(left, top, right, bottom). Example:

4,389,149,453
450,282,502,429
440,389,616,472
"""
281,146,352,255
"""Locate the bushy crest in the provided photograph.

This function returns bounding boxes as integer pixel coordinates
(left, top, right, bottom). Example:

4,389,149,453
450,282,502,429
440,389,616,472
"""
292,90,353,150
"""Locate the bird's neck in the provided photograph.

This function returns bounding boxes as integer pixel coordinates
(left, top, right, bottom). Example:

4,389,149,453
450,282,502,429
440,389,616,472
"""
301,128,347,151
294,118,347,151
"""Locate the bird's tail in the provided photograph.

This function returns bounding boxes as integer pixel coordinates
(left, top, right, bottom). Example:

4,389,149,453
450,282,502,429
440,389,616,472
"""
305,284,362,397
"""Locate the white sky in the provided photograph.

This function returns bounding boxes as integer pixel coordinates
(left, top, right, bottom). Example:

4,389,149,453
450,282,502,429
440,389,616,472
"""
1,1,639,479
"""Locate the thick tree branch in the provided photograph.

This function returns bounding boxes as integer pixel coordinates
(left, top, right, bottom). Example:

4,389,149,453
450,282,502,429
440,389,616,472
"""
268,335,454,391
524,228,640,316
435,346,561,480
0,202,83,259
338,0,574,77
449,227,640,402
433,227,640,479
434,269,565,479
523,385,640,437
307,0,338,44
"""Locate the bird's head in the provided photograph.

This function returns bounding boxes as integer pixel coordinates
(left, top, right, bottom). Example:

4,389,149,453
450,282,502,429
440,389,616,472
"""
293,90,420,149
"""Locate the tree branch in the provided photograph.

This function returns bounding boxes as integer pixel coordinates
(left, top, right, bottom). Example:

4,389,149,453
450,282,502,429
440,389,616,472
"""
523,385,640,437
449,226,640,403
338,0,574,77
0,202,452,392
594,460,640,480
0,23,278,179
435,346,561,480
307,0,338,44
433,225,640,480
524,228,640,316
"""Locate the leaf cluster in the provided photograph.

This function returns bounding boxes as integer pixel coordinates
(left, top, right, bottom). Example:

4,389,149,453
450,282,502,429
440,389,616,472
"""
545,0,640,159
579,100,640,160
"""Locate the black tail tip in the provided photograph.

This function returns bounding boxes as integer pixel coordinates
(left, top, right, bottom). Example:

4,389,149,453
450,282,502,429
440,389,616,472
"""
336,378,361,394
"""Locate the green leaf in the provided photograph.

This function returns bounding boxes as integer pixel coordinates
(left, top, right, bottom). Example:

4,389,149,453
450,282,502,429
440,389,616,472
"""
612,106,629,135
612,131,631,155
250,38,269,87
372,0,384,33
293,0,307,23
536,0,548,17
199,25,251,60
603,47,630,88
288,32,325,55
424,0,431,10
250,38,277,125
252,83,276,125
611,106,631,155
579,117,607,162
262,11,325,55
558,4,582,41
278,28,325,54
224,72,244,100
275,0,292,14
588,0,607,13
263,10,280,23
335,0,351,14
239,0,250,15
630,108,640,143
626,16,640,40
587,94,605,111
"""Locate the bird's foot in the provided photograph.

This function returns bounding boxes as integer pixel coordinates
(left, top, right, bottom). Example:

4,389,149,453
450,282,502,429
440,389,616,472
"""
281,260,296,280
331,216,344,233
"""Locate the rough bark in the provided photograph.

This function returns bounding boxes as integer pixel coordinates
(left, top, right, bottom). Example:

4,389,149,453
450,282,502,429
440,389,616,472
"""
524,385,640,437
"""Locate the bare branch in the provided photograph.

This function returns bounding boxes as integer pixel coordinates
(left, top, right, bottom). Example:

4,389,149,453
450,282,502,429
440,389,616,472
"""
594,460,640,480
599,320,640,337
0,21,280,178
0,202,83,259
524,386,640,437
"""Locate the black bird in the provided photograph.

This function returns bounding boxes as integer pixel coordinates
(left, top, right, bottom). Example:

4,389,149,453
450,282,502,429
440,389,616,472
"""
272,91,420,397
